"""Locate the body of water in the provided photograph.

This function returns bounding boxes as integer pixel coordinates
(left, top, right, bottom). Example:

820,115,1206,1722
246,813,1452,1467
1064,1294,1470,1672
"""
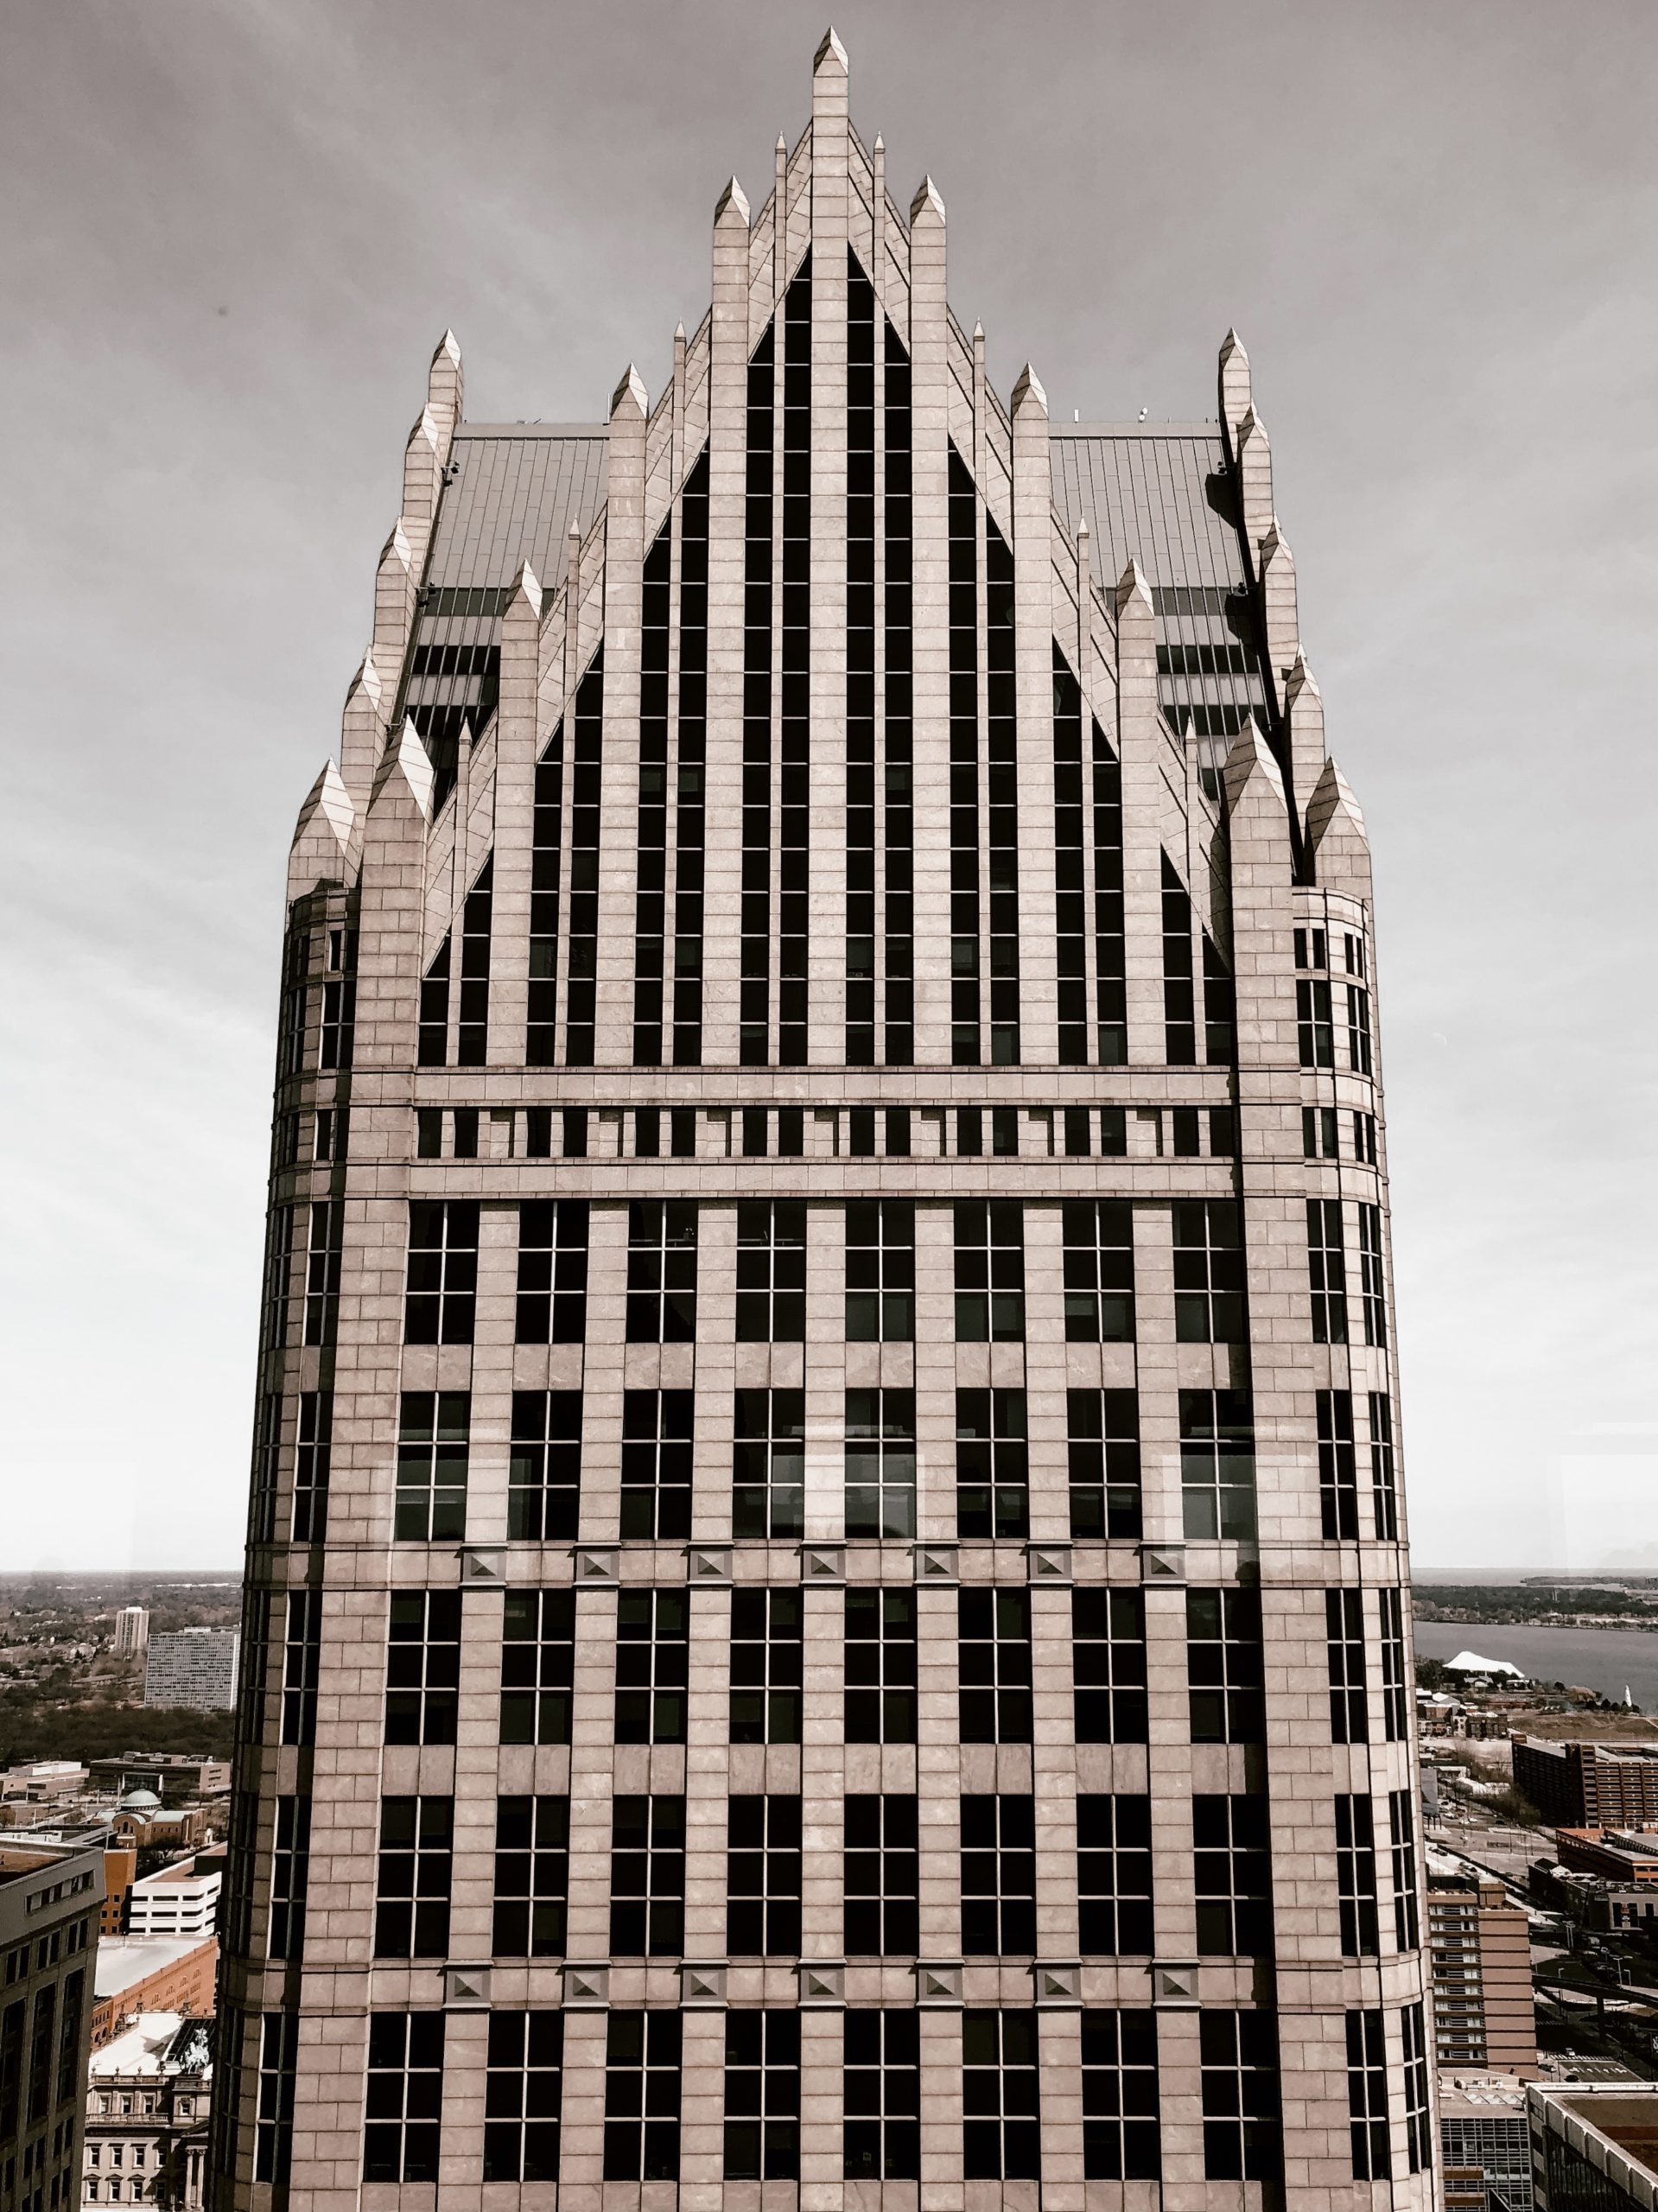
1413,1618,1658,1711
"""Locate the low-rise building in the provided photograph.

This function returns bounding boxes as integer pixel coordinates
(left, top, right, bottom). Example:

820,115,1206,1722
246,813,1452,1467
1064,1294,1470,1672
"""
0,1841,103,2212
86,1758,231,1805
1556,1825,1658,1885
125,1861,219,1941
1439,2075,1533,2212
142,1633,238,1716
1530,2083,1658,2210
1515,1737,1658,1827
83,2012,211,2210
90,1938,216,2050
1428,1861,1539,2073
0,1763,89,1808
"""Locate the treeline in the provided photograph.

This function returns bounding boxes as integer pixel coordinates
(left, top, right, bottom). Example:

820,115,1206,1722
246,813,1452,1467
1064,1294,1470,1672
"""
1414,1584,1658,1624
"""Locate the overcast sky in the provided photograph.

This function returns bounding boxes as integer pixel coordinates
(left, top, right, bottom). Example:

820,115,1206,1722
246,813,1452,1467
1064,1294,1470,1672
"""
4,0,1655,1571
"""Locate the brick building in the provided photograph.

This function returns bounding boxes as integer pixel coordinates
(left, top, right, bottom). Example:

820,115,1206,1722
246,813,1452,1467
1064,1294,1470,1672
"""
1427,1866,1536,2075
91,1942,217,2053
1514,1737,1658,1828
213,34,1431,2211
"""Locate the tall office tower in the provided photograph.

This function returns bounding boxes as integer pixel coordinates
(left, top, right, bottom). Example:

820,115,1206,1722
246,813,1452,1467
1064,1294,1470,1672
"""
213,35,1430,2211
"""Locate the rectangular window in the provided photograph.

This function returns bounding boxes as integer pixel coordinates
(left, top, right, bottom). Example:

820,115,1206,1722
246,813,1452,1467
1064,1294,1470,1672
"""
1304,1103,1339,1159
500,1590,575,1745
385,1590,461,1745
362,2013,443,2184
1318,1389,1358,1540
954,1201,1025,1341
956,1388,1028,1539
844,1199,914,1340
1355,1107,1378,1163
1380,1585,1408,1739
254,2012,297,2184
373,1797,453,1959
1389,1789,1420,1951
303,1198,342,1347
515,1199,588,1344
620,1389,695,1541
673,453,709,1065
845,1588,917,1743
1297,976,1334,1066
492,1796,569,1956
563,657,604,1066
1193,1795,1273,1955
483,2012,562,2183
961,1796,1036,1955
508,1390,582,1542
962,2010,1040,2180
959,1589,1032,1744
269,1796,310,1962
1346,983,1373,1074
609,1797,685,1955
845,1389,916,1538
736,1200,806,1342
292,1389,331,1543
626,1200,698,1342
843,2008,919,2180
1345,2010,1388,2180
1067,1390,1141,1539
602,2012,681,2181
1370,1392,1399,1541
1180,1389,1255,1540
729,1589,803,1744
1402,2001,1433,2172
1359,1201,1388,1347
844,1795,918,1955
1061,1199,1135,1342
404,1199,479,1344
727,1797,802,1956
1172,1200,1245,1342
614,1590,689,1745
1307,1198,1348,1344
723,2012,800,2180
1186,1587,1264,1743
395,1391,468,1541
1072,1587,1149,1743
1161,854,1196,1064
1077,1796,1153,1955
1198,2011,1280,2182
1081,2011,1160,2180
280,1589,320,1747
733,1388,804,1539
1334,1792,1380,1959
1326,1588,1369,1743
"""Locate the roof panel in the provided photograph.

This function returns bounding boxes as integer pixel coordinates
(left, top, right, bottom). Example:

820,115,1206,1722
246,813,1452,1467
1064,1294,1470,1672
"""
1049,427,1240,591
425,428,609,592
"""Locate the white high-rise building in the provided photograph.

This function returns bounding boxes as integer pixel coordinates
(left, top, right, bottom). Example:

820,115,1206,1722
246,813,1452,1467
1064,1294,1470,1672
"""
113,1605,150,1657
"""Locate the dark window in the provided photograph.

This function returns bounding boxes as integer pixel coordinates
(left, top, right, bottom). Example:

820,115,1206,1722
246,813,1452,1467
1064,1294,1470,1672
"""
955,1388,1028,1538
1172,1200,1245,1343
373,1797,453,1959
1061,1199,1135,1342
727,1797,802,1955
1198,2010,1280,2182
1081,2010,1160,2179
499,1590,575,1745
845,1588,917,1743
303,1198,342,1347
1072,1587,1149,1742
1179,1389,1255,1540
1326,1587,1369,1743
562,657,604,1066
959,1588,1032,1744
962,2009,1040,2179
1161,853,1196,1063
1346,982,1373,1075
455,858,492,1065
1336,1795,1380,1956
1067,1390,1141,1538
845,1388,916,1538
739,321,775,1069
733,1389,804,1539
961,1796,1036,1955
394,1391,468,1542
508,1390,582,1542
844,1795,918,1955
614,1590,689,1745
1359,1201,1388,1347
729,1589,803,1744
255,2012,298,2183
363,2012,444,2183
1307,1198,1348,1344
674,451,710,1066
626,1200,698,1342
1380,1585,1408,1739
1186,1587,1264,1743
843,2008,919,2180
404,1199,479,1344
418,936,450,1066
1345,2009,1388,2179
954,1201,1025,1341
292,1389,331,1544
483,2011,562,2183
1403,2001,1433,2171
1193,1795,1273,1955
1318,1389,1358,1539
736,1199,806,1341
269,1796,310,1962
385,1590,461,1745
1297,976,1334,1067
609,1797,685,1955
845,1199,914,1340
1390,1789,1420,1950
723,2012,799,2180
492,1796,569,1956
602,2011,681,2180
1077,1795,1153,1955
1370,1392,1398,1541
281,1589,321,1746
620,1389,695,1541
633,523,671,1065
949,443,984,1066
515,1199,588,1344
1304,1103,1339,1159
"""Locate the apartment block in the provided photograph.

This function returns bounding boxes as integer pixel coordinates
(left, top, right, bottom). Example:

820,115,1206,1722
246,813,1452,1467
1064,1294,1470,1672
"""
0,1842,102,2212
1427,1867,1536,2075
1515,1737,1658,1828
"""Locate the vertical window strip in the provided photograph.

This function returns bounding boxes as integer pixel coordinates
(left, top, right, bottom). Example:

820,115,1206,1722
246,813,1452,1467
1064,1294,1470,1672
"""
633,523,672,1065
985,511,1020,1064
740,323,776,1067
1052,646,1088,1064
1091,713,1127,1064
846,251,877,1066
1160,853,1196,1064
948,444,981,1065
1359,1202,1388,1347
1370,1391,1399,1540
674,448,709,1065
455,855,492,1066
778,254,812,1066
564,652,604,1066
418,935,451,1066
526,716,564,1065
883,320,914,1065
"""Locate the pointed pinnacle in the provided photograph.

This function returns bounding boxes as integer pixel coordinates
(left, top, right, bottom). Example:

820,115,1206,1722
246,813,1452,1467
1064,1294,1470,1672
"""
294,759,356,852
433,328,461,368
1286,651,1320,702
510,562,543,618
1219,327,1248,366
910,175,945,225
815,25,848,72
610,363,649,419
349,649,383,708
777,132,787,152
1115,558,1153,616
675,321,686,341
715,175,751,225
1306,756,1366,849
1011,364,1048,417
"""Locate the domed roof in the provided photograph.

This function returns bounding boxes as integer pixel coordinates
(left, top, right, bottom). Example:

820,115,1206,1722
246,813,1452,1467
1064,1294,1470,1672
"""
119,1788,162,1809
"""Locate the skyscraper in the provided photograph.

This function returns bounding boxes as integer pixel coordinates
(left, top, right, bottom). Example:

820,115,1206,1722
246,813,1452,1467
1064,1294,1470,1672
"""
213,35,1431,2209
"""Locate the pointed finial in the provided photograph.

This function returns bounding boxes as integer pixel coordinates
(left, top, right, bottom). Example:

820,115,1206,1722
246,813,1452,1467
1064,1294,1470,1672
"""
1077,521,1089,548
715,175,751,225
974,319,984,340
1260,514,1293,566
1115,558,1153,619
509,563,542,620
1238,403,1268,448
1305,756,1367,853
873,131,884,151
1011,363,1048,417
911,175,945,225
1219,327,1248,367
777,132,787,153
610,364,649,419
815,25,848,73
349,648,383,709
1286,650,1320,703
1222,723,1286,814
374,716,435,822
675,321,686,341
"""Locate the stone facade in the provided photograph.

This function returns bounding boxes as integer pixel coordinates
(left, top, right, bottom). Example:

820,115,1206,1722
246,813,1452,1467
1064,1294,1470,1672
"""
212,34,1432,2212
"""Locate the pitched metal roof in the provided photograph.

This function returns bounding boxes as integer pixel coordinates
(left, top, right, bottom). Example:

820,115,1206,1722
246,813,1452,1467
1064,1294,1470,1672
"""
424,426,609,593
1049,425,1243,591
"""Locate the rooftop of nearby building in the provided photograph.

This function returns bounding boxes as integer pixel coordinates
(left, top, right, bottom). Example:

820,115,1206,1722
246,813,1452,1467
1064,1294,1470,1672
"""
1531,2085,1658,2197
89,2012,213,2081
93,1936,214,1997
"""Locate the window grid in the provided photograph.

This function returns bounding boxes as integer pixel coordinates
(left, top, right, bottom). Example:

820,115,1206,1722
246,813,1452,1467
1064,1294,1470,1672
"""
962,2009,1040,2180
1336,1794,1380,1956
845,1589,918,1743
1172,1200,1246,1342
1307,1197,1348,1344
268,1796,310,1963
1347,982,1373,1075
562,654,604,1066
844,1795,918,1955
729,1589,803,1744
846,251,878,1069
614,1591,689,1745
734,1388,805,1540
1297,975,1334,1066
959,1589,1032,1744
956,1387,1028,1539
1067,1389,1141,1539
1381,1585,1409,1738
500,1590,575,1745
1318,1388,1359,1540
723,2011,800,2181
1072,1587,1149,1743
1186,1587,1264,1743
280,1590,320,1747
1390,1788,1421,1951
254,2012,297,2185
845,1388,916,1540
1193,1794,1273,1956
385,1591,461,1746
303,1198,342,1348
609,1796,686,1956
394,1390,468,1542
525,715,563,1065
492,1796,569,1957
961,1796,1037,1956
1061,1199,1134,1342
1161,853,1196,1064
363,2013,444,2184
1198,2010,1280,2183
373,1796,453,1960
844,2009,920,2181
953,1200,1025,1341
515,1198,589,1344
1077,1795,1153,1955
632,520,672,1066
883,313,915,1065
603,2011,681,2181
625,1200,697,1343
620,1389,695,1542
948,444,982,1066
844,1199,915,1341
727,1796,803,1956
735,1200,806,1343
776,257,811,1067
1081,2010,1160,2180
1370,1391,1399,1541
1326,1588,1369,1744
1345,2009,1389,2180
483,2011,563,2184
1359,1201,1388,1346
1403,2001,1433,2172
404,1199,479,1345
671,450,710,1064
1179,1387,1255,1540
292,1389,331,1545
508,1389,582,1542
